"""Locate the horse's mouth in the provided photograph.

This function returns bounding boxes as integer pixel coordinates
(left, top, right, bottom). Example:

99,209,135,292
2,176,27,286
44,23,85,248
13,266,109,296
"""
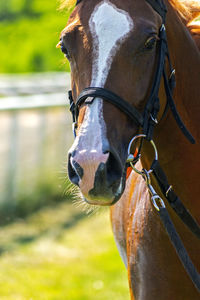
81,164,127,206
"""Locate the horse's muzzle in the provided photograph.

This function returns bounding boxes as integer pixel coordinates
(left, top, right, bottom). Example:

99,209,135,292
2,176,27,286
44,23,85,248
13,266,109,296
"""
68,148,126,205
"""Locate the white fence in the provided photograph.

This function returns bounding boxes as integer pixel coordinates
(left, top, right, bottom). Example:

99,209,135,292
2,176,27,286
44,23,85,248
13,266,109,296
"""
0,73,73,209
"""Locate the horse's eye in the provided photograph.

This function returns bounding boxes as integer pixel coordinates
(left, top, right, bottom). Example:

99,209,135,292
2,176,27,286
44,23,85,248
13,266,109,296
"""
61,44,71,60
145,37,157,50
57,39,71,60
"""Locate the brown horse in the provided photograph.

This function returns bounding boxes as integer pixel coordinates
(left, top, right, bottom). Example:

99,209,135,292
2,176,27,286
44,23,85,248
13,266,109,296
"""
58,0,200,299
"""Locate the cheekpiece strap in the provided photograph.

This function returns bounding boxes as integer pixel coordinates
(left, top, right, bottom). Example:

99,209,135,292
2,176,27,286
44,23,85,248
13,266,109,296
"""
142,24,167,140
145,0,167,22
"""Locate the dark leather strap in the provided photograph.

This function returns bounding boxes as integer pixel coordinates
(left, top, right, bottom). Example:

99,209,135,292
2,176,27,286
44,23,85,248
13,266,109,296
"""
68,90,76,123
145,0,167,22
163,69,195,144
143,25,167,140
159,207,200,292
151,159,200,239
70,0,195,144
76,87,144,126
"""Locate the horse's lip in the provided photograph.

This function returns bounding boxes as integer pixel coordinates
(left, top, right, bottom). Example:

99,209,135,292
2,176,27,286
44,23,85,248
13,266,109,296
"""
83,197,113,206
82,165,127,206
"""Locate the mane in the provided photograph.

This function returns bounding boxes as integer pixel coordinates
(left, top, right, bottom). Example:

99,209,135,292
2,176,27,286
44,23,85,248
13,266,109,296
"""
169,0,200,50
59,0,76,10
170,0,199,18
169,0,200,26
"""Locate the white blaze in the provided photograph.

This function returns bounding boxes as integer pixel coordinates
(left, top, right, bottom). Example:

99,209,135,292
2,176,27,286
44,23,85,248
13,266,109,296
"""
70,1,134,193
89,0,134,87
84,0,134,149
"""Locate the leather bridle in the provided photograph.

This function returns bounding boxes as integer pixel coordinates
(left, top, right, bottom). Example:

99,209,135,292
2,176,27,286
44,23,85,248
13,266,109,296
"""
69,0,195,144
67,0,200,291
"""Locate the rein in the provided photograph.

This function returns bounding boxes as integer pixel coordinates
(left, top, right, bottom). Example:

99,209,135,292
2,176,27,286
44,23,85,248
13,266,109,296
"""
69,0,200,292
127,135,200,292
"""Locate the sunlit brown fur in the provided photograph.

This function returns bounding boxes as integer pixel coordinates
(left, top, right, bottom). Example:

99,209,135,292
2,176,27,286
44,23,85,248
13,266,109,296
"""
61,1,200,299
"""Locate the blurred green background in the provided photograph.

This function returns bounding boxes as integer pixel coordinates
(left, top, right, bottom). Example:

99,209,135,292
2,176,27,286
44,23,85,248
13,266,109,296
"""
0,0,73,219
0,0,70,73
0,1,129,299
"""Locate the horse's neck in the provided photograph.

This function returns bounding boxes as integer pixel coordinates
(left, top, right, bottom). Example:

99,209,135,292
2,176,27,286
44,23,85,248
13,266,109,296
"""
166,1,200,121
143,3,200,219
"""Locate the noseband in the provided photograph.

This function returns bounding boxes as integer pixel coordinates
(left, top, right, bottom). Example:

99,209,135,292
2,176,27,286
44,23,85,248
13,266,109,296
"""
69,0,195,144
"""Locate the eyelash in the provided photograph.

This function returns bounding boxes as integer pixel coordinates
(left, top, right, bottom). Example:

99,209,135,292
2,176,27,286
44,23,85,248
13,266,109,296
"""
144,36,157,50
60,40,71,60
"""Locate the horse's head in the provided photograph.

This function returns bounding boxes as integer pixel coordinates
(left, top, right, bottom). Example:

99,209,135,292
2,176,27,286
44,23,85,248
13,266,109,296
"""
60,0,163,205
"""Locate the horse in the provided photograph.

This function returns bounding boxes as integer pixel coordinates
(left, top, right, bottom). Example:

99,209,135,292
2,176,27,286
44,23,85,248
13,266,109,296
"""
58,0,200,299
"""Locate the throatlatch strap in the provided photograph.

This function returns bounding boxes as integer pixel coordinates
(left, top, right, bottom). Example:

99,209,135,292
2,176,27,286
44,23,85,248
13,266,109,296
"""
151,160,200,239
163,69,195,144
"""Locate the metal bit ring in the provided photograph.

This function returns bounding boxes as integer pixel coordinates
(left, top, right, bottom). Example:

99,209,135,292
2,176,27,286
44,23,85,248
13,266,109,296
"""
127,134,158,175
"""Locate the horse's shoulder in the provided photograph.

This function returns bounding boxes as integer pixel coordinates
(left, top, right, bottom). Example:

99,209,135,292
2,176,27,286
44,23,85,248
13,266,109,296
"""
110,164,152,269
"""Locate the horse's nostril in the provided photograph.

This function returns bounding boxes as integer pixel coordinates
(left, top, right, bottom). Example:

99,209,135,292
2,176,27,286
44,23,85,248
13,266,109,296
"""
106,151,123,187
68,148,123,199
68,154,83,186
89,151,123,199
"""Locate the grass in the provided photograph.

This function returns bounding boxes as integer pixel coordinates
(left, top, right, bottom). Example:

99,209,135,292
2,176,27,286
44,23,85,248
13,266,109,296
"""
0,173,77,225
0,201,129,299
